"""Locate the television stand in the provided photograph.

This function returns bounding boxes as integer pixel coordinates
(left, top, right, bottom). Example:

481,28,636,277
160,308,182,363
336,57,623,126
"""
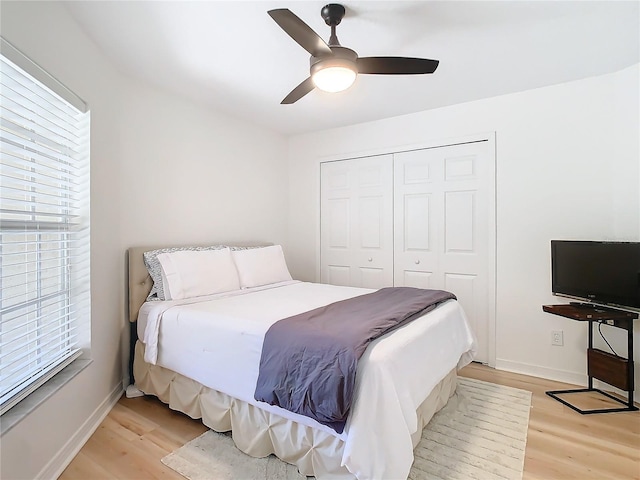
542,304,638,414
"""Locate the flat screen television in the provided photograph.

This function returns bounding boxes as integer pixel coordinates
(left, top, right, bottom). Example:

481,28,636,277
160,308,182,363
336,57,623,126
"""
551,240,640,311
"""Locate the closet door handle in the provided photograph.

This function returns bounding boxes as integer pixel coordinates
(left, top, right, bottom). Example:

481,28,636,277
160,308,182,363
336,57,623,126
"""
415,260,420,265
368,257,373,262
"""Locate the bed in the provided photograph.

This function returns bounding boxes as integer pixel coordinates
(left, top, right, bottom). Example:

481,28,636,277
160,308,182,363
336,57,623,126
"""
128,243,477,480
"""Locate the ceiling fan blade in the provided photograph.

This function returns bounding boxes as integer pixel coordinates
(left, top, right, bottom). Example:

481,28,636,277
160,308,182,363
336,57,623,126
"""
281,77,315,104
268,9,332,57
357,57,439,75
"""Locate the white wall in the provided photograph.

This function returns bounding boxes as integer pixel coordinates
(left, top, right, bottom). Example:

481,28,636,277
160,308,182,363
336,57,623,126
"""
117,81,288,248
0,2,288,479
287,64,640,397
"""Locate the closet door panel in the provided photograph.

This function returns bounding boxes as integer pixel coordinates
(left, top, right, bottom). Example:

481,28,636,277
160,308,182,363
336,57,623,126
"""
441,144,492,363
397,193,435,288
444,273,477,317
326,265,351,287
444,190,475,254
353,156,393,288
444,272,485,354
358,267,387,289
321,162,351,285
325,198,350,246
440,144,489,292
357,195,384,249
320,178,351,286
394,142,493,363
401,270,433,289
321,155,393,289
394,150,442,287
404,194,431,250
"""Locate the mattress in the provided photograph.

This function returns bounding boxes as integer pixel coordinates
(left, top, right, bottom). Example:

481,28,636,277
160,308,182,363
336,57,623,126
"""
135,281,477,479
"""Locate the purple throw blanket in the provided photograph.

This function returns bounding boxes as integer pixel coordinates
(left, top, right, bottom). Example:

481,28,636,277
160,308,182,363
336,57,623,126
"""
254,287,456,433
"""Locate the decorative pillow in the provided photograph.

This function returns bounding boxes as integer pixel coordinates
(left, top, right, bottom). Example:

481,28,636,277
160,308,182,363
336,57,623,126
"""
156,248,241,300
231,244,293,288
143,245,227,301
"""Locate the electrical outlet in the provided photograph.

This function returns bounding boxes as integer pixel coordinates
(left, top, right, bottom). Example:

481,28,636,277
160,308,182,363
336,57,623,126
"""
551,330,564,346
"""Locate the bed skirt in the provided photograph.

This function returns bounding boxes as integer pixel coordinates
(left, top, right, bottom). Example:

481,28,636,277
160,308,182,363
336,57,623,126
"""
133,341,457,479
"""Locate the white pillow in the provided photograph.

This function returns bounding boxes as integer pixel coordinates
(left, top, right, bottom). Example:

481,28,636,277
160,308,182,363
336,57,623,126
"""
157,248,241,300
143,245,227,301
231,245,293,288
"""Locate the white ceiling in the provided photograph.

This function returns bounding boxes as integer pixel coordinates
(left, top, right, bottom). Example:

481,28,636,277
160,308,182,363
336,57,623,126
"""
64,1,639,136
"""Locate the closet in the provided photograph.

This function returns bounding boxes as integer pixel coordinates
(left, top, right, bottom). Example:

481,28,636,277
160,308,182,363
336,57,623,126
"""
320,139,495,364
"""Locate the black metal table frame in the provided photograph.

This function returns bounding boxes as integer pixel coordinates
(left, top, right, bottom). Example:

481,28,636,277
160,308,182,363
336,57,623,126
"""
544,310,638,414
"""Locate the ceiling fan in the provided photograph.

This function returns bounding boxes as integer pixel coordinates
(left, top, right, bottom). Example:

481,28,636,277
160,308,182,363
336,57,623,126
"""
268,3,439,104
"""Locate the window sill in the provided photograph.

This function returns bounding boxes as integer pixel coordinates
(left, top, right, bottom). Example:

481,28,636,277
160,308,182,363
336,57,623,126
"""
0,358,92,435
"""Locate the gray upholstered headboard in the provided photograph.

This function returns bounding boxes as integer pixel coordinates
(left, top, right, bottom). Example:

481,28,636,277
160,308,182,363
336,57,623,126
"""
127,246,157,323
126,242,272,323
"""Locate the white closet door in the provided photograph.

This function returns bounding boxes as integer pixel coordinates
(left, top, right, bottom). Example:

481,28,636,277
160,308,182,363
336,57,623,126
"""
394,141,494,363
321,155,393,289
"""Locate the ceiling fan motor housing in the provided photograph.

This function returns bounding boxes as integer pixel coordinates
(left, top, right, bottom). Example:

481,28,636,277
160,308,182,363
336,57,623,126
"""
310,45,357,76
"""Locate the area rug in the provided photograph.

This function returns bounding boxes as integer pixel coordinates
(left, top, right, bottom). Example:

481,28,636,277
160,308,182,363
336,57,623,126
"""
161,377,532,480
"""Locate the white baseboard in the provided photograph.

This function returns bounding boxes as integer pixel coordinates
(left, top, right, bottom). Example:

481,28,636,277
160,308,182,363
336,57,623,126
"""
36,383,124,480
494,358,586,386
494,358,639,401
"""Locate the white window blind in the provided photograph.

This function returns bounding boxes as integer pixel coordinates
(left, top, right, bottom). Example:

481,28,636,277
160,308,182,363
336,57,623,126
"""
0,39,90,415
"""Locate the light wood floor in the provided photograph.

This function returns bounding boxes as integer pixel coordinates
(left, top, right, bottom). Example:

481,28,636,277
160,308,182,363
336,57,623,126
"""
60,364,640,480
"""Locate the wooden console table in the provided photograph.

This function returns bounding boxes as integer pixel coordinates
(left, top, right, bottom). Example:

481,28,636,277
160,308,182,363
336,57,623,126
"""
542,304,638,414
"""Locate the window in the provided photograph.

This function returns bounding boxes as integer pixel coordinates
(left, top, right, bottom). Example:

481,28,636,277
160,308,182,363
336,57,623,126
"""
0,38,90,415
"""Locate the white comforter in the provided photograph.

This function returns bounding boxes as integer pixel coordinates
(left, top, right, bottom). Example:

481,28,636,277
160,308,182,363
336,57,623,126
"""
137,281,477,480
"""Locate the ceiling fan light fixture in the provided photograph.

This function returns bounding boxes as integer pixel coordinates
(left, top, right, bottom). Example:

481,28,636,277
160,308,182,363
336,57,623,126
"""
312,64,357,92
310,48,358,93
